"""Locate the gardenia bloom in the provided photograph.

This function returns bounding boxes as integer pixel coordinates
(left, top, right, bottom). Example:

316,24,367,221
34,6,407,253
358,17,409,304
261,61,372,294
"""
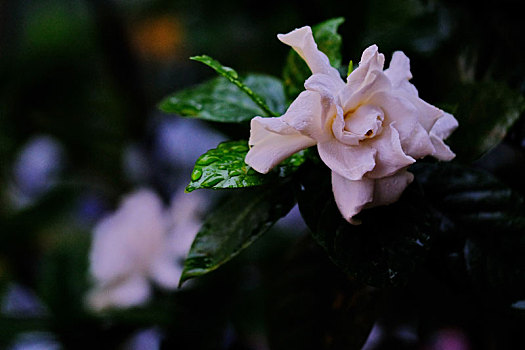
86,189,204,311
245,26,458,224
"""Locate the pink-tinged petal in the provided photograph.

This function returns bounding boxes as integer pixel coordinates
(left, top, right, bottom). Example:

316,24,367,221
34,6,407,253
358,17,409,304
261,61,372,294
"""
430,112,458,161
344,104,384,138
367,170,414,208
331,105,362,146
149,253,182,290
384,51,418,96
332,172,374,224
277,26,341,80
304,73,345,99
246,117,316,173
342,70,392,112
281,90,326,140
367,92,422,145
365,124,415,179
402,122,436,159
317,139,376,180
345,45,385,89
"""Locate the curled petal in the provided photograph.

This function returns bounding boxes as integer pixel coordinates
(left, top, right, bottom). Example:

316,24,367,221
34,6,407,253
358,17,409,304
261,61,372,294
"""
430,112,458,161
278,26,341,81
365,124,415,179
368,92,438,156
332,172,374,224
384,51,418,96
304,73,345,100
281,90,326,140
342,70,392,112
344,45,385,91
246,117,316,173
344,104,384,138
367,170,414,208
402,122,436,159
318,139,377,180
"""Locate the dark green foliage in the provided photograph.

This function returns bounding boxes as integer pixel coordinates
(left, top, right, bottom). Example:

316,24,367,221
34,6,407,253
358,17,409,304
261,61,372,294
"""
180,182,296,285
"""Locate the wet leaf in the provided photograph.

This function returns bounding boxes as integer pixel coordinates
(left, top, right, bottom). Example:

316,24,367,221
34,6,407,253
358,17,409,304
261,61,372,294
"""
186,140,307,192
296,162,438,288
159,74,286,122
180,183,296,285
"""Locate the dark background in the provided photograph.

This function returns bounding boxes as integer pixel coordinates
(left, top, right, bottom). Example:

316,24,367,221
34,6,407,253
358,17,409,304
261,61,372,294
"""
0,0,524,349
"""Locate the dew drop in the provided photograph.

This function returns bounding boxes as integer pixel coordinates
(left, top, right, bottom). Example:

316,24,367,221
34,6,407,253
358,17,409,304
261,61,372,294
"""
201,175,223,187
191,168,202,181
196,155,220,165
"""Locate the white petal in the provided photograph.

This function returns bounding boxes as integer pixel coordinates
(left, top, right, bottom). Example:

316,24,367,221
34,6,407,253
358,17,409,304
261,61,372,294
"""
345,45,385,89
365,124,415,179
246,117,316,173
317,139,376,180
277,26,341,80
342,70,392,112
87,275,151,311
384,51,418,96
401,122,436,159
344,104,384,137
89,189,166,284
332,172,374,224
150,253,182,290
430,112,458,161
281,90,326,140
367,170,414,208
304,73,345,98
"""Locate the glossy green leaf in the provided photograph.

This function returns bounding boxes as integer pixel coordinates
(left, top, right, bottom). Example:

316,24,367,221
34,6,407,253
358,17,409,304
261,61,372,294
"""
282,17,345,100
296,162,438,288
180,183,296,285
445,82,525,161
191,55,279,117
159,73,286,123
186,140,306,192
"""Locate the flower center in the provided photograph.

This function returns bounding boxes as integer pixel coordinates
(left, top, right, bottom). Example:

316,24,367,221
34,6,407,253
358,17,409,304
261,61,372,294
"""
343,104,384,140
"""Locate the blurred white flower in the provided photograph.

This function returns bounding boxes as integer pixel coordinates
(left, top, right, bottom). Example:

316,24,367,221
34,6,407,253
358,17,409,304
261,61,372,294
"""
86,189,204,311
9,135,65,208
245,26,457,224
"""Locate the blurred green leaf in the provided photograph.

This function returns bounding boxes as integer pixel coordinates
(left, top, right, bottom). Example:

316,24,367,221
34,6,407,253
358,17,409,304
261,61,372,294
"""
159,73,285,122
282,17,345,100
186,141,307,192
413,163,525,302
180,183,296,286
296,162,438,288
446,82,525,161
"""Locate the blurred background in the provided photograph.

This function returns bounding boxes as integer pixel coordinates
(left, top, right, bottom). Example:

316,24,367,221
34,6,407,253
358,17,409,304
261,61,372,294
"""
0,0,524,349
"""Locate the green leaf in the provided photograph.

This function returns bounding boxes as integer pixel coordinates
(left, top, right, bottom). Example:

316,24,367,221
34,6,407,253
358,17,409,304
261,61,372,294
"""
179,183,296,285
191,55,279,117
445,81,525,161
282,17,345,100
159,73,286,123
186,140,307,192
412,162,525,302
296,162,438,288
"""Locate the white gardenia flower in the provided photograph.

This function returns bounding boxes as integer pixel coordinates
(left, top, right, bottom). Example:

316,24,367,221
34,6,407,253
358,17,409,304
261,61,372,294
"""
86,189,204,311
245,26,458,224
